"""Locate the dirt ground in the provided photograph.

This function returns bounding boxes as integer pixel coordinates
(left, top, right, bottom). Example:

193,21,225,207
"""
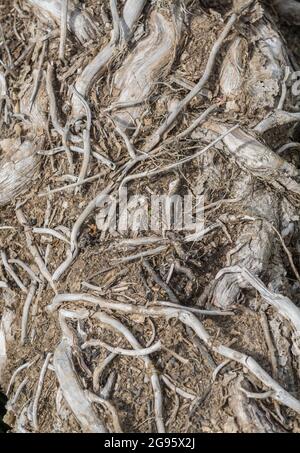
0,0,300,433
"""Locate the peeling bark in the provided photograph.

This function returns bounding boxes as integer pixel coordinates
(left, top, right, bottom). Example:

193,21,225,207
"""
273,0,300,25
227,375,286,433
112,11,178,129
53,338,107,433
27,0,98,44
